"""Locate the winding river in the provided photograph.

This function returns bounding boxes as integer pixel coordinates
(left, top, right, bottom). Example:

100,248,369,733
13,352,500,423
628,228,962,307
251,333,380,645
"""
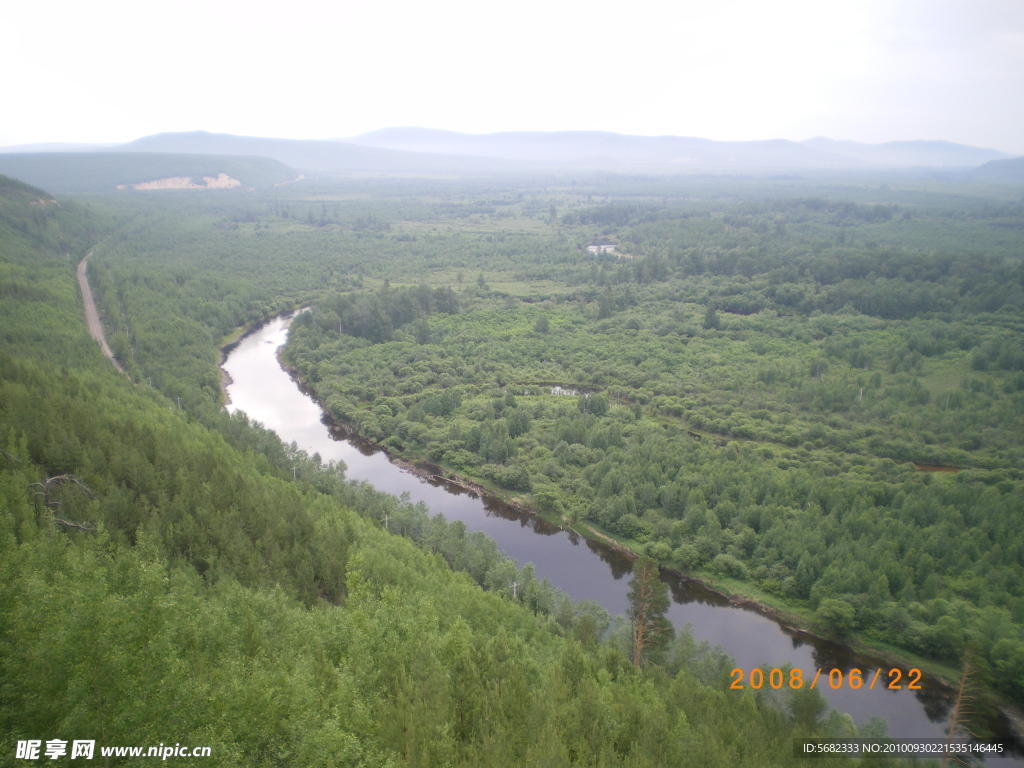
224,313,1021,756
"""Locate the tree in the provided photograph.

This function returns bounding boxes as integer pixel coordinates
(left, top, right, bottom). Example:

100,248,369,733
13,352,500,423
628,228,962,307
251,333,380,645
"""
627,555,672,667
414,319,431,345
578,393,608,416
703,304,720,330
942,649,977,768
789,686,828,730
817,598,855,637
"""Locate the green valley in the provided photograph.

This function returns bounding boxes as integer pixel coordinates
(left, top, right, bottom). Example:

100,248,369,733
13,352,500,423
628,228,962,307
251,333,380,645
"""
2,159,1022,765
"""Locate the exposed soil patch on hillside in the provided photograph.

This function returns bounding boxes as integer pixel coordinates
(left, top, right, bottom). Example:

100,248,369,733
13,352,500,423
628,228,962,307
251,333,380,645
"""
117,173,242,190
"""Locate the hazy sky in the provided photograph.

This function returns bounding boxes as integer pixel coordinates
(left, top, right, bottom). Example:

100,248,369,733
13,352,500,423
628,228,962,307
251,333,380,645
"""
5,0,1023,153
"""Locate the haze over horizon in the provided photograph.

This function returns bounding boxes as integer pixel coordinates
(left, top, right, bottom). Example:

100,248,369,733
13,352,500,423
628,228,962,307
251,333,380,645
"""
5,0,1023,155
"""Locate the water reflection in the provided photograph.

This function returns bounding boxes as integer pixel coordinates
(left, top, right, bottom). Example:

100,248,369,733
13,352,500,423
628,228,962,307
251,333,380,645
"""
586,538,634,579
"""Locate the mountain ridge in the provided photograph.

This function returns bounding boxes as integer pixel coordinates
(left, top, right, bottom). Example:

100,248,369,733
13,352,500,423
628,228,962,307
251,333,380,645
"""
114,131,513,175
345,127,1016,169
2,129,1016,176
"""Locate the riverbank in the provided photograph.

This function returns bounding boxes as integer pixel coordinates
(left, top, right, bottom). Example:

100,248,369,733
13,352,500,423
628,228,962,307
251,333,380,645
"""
217,323,266,407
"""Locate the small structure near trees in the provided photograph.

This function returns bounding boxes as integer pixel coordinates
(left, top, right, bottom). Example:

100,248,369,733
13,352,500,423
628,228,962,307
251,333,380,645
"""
586,238,617,254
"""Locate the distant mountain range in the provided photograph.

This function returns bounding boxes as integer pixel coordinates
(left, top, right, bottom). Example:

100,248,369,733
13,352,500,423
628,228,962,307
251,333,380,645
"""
113,132,513,175
109,129,1015,172
0,129,1019,191
345,128,1015,170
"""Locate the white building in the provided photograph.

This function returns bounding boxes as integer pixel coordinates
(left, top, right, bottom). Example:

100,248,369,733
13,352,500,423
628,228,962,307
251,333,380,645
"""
586,242,616,254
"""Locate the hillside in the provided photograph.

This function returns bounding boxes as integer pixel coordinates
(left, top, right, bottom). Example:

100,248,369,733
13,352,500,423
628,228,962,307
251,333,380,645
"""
115,131,514,175
973,156,1024,183
0,151,298,193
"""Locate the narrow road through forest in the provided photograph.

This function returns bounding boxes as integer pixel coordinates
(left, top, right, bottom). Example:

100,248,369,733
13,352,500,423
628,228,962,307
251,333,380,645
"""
77,252,125,374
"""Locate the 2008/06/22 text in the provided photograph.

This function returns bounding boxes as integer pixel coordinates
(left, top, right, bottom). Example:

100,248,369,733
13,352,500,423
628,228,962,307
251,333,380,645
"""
730,667,922,691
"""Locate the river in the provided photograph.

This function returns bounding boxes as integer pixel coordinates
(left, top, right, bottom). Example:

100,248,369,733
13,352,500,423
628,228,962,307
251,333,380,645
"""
223,312,1021,756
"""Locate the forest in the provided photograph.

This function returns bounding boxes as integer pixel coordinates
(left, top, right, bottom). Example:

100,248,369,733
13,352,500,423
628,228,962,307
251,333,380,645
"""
264,174,1024,707
2,164,1021,765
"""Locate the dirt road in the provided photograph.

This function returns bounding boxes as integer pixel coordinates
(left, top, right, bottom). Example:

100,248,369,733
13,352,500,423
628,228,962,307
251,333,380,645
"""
77,252,125,374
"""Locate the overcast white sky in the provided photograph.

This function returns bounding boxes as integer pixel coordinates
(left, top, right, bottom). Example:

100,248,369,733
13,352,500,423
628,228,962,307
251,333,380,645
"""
4,0,1023,153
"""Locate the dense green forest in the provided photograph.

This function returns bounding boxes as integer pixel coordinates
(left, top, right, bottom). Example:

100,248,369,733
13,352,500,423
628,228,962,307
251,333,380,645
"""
1,173,932,765
269,174,1024,707
62,169,1024,714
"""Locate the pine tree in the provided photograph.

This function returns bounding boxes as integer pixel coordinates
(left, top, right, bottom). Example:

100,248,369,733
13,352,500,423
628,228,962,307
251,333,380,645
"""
627,555,672,667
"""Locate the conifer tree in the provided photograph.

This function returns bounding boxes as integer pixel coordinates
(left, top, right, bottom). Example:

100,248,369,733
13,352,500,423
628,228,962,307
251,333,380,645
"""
627,555,672,667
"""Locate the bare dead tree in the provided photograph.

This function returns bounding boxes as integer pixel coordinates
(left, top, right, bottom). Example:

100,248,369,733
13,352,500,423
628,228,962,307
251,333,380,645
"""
31,474,93,507
29,474,95,531
51,517,97,532
0,448,22,464
941,651,976,768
